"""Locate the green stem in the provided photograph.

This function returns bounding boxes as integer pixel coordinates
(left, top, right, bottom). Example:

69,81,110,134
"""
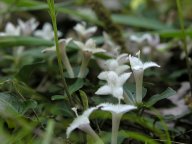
176,0,192,97
42,119,55,144
47,0,73,105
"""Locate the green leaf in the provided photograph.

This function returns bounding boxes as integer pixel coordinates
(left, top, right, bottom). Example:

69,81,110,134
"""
0,92,37,116
15,61,45,83
21,99,37,114
79,90,89,110
159,29,192,38
123,83,147,104
2,0,43,6
112,14,174,30
67,78,84,95
119,130,159,144
0,36,54,48
51,78,84,100
146,88,176,107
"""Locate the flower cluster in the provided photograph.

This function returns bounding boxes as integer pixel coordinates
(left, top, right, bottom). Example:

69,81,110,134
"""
0,18,62,40
129,33,168,56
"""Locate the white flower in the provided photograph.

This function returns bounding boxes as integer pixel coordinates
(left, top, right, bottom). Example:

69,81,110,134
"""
129,54,160,103
98,103,136,144
18,18,39,36
74,38,106,55
105,53,130,74
0,22,20,36
42,38,74,78
144,34,160,48
95,71,132,100
102,32,120,56
66,107,97,138
129,55,160,71
130,34,148,44
33,22,62,40
74,22,97,38
98,103,136,115
41,38,72,53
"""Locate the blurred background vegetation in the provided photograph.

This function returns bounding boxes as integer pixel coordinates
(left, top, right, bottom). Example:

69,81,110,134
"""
0,0,192,143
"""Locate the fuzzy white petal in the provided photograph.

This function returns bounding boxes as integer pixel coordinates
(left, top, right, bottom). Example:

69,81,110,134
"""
74,41,84,50
98,103,137,114
112,87,123,99
117,53,129,64
66,107,97,138
118,72,132,86
129,55,143,70
107,71,119,84
143,62,160,70
95,85,112,95
85,26,97,35
106,59,119,71
98,71,108,80
115,65,130,74
66,116,89,138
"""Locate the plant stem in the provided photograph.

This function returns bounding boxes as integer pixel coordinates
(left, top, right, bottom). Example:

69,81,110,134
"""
42,119,55,144
47,0,73,105
176,0,192,97
111,114,121,144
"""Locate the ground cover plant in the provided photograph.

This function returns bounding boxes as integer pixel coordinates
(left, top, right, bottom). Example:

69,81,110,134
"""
0,0,192,143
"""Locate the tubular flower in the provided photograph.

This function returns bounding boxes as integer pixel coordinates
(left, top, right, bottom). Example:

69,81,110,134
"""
66,107,103,144
98,103,136,144
95,71,132,101
42,38,74,78
129,55,160,103
74,38,105,78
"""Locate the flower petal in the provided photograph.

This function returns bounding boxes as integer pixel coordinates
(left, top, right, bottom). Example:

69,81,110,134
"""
118,72,132,86
66,107,97,138
107,71,119,85
73,40,84,50
86,26,97,35
66,116,89,138
129,55,143,70
112,87,123,100
117,53,129,64
98,71,108,80
106,59,118,71
143,62,160,70
98,103,137,114
115,65,130,74
95,85,112,95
